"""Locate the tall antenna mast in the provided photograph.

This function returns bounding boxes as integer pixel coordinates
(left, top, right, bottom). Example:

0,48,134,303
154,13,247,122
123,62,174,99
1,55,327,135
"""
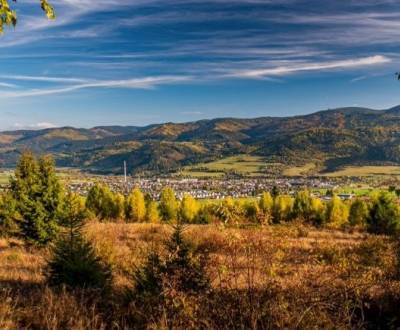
124,161,127,183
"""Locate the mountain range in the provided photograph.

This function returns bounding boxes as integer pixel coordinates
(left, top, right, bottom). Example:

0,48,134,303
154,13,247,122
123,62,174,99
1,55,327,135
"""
1,106,400,175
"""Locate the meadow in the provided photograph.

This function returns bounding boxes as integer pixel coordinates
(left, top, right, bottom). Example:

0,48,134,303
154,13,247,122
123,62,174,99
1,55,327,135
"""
0,222,399,329
282,163,317,176
322,166,400,177
178,155,274,177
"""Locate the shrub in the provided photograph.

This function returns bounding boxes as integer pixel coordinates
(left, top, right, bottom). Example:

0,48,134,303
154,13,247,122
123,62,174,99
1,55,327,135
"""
214,197,243,224
349,199,369,228
47,193,112,289
367,192,400,235
272,195,293,223
292,190,314,221
243,200,262,224
195,204,215,224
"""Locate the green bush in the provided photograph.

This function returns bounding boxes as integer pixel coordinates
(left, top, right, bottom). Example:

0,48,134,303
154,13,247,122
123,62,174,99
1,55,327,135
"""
349,199,369,228
367,192,400,235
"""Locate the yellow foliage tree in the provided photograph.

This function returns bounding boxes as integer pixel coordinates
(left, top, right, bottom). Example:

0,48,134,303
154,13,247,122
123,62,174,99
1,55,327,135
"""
112,193,126,220
0,0,55,33
159,187,178,222
146,200,160,224
259,192,273,214
272,195,294,223
179,194,199,223
309,197,325,225
325,195,349,227
126,188,146,222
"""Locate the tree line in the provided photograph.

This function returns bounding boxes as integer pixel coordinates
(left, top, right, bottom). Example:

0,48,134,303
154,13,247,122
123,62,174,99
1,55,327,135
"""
1,152,400,246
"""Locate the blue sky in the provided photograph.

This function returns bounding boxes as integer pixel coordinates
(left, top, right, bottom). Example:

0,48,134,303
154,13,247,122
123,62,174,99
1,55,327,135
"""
0,0,400,130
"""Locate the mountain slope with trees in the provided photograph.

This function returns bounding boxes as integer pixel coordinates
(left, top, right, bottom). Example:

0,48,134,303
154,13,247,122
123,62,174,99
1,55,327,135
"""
1,106,400,174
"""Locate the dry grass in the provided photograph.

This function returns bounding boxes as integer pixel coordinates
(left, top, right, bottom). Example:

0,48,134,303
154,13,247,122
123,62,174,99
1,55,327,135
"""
0,222,399,329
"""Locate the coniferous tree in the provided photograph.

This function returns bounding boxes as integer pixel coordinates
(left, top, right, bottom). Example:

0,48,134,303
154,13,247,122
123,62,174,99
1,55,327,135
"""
367,192,400,235
47,193,112,289
0,192,19,236
10,152,63,245
132,224,209,302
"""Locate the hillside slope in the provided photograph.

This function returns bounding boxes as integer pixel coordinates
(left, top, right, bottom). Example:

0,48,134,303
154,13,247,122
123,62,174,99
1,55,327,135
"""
1,106,400,174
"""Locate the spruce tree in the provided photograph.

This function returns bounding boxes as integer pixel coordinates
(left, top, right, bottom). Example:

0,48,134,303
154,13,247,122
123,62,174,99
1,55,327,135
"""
132,224,209,301
47,193,112,289
367,192,400,235
10,152,62,245
0,192,19,236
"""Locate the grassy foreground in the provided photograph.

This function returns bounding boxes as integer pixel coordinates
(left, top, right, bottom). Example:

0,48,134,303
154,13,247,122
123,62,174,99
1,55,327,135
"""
0,222,399,329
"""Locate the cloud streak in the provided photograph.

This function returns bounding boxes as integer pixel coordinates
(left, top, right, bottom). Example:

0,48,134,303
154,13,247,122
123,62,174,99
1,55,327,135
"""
0,76,191,98
225,56,391,78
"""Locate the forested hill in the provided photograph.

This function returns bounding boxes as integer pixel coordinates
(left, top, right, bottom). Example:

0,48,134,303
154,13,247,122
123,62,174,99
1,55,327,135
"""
1,106,400,174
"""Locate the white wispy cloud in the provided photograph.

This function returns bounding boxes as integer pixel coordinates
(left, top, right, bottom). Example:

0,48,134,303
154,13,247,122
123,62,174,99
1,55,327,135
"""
13,122,57,130
0,82,17,88
0,75,191,98
0,75,89,83
225,55,391,78
180,111,204,115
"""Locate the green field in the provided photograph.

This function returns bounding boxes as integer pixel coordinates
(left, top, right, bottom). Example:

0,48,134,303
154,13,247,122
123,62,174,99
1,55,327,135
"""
322,166,400,177
0,171,12,184
178,155,270,177
283,163,317,176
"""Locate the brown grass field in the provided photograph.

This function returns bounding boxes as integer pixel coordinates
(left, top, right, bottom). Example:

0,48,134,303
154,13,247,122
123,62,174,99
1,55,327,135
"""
0,222,399,329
